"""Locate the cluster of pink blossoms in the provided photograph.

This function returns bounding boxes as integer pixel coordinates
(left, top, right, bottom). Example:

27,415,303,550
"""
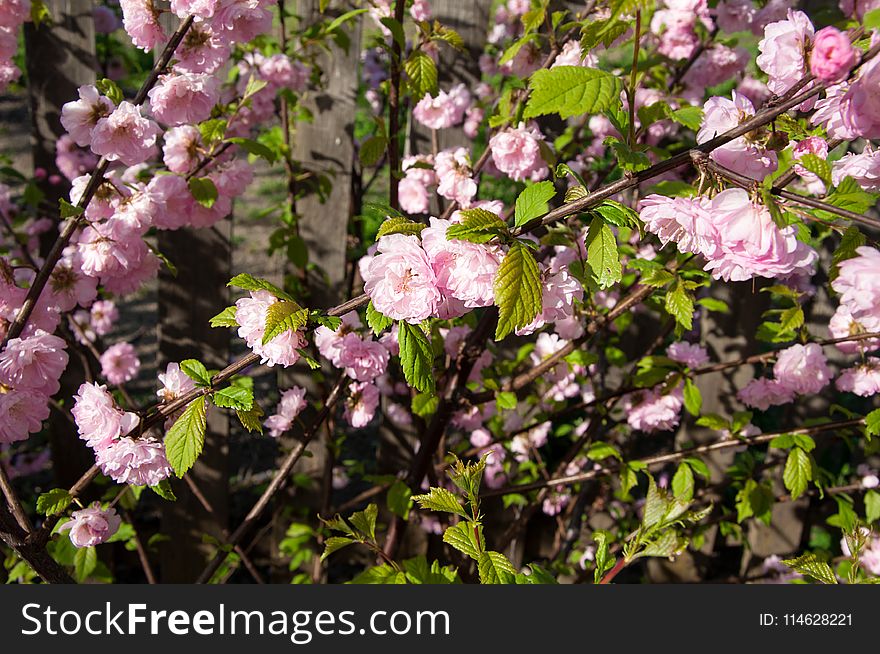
0,0,29,93
639,188,817,283
697,92,777,181
264,386,307,438
60,504,122,548
412,84,471,131
489,122,548,182
738,343,832,410
72,382,172,486
234,291,307,367
829,247,880,357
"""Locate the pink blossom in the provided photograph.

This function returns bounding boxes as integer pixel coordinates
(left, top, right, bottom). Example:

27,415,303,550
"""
829,304,880,354
59,504,121,548
210,0,274,44
639,194,718,258
697,93,778,180
667,342,710,368
410,0,431,21
489,122,548,182
119,0,167,51
70,173,130,222
0,330,69,396
0,390,50,444
362,234,440,324
55,135,99,181
71,382,139,450
737,377,795,410
421,217,502,309
338,332,390,382
93,6,122,34
756,10,814,101
831,146,880,192
517,264,584,335
100,342,141,385
624,387,684,433
264,386,307,437
682,45,748,97
344,382,380,428
60,85,115,148
836,358,880,396
552,41,597,68
148,72,219,126
258,54,308,91
839,0,880,19
162,125,202,173
147,174,193,230
175,23,229,74
810,27,858,83
90,300,118,336
90,101,160,166
841,529,880,575
234,290,306,367
435,148,477,206
832,247,880,330
0,0,30,29
157,362,197,404
314,311,362,366
97,436,172,486
412,86,470,130
713,0,756,33
822,47,880,139
170,0,218,19
773,343,831,395
47,261,97,313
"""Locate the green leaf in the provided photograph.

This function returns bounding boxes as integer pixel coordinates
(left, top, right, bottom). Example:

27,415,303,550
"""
236,402,264,435
366,301,393,335
359,135,387,167
164,396,208,477
325,7,368,33
228,273,295,302
683,378,702,416
387,480,412,520
585,218,621,289
180,359,211,387
672,463,695,501
592,531,615,584
59,198,84,219
376,216,426,238
781,552,837,584
865,7,880,29
797,154,831,187
199,118,227,144
209,305,239,328
96,78,123,105
665,281,694,331
494,242,543,340
226,137,277,164
478,551,517,584
412,487,467,518
411,392,439,418
398,321,435,393
524,66,622,120
212,385,254,411
443,521,484,560
867,408,880,440
321,536,355,561
495,391,518,411
404,50,438,99
865,489,880,524
831,226,867,282
640,530,688,559
188,177,218,209
446,208,509,243
36,489,72,516
670,106,703,131
150,480,177,502
348,504,378,541
606,137,650,172
262,300,308,345
587,441,621,461
783,447,812,500
514,181,556,228
73,546,97,582
379,16,405,49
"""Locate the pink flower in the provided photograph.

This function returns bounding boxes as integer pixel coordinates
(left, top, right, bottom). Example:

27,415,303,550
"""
55,134,99,181
90,300,118,336
667,342,710,368
59,504,121,548
773,343,832,395
836,358,880,396
0,329,69,396
639,194,718,258
146,174,193,230
0,390,50,444
435,148,477,206
0,0,30,29
362,233,440,324
338,333,389,382
147,72,219,126
682,45,748,97
264,386,307,437
698,93,778,180
119,0,167,51
839,0,880,19
810,27,858,83
624,386,684,433
489,122,548,182
100,342,141,385
97,436,172,486
210,0,273,44
47,260,98,313
162,125,202,173
344,382,380,428
234,290,306,367
737,377,795,410
832,247,880,329
412,86,470,130
756,10,814,100
157,362,197,404
825,49,880,140
713,0,756,33
421,217,502,310
831,146,880,192
552,41,597,68
258,54,308,91
314,311,362,366
175,25,229,74
90,101,160,166
410,0,431,21
170,0,218,19
60,85,115,147
71,382,139,450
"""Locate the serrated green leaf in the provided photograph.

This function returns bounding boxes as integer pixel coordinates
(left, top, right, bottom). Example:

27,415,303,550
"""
524,66,621,120
797,153,831,187
377,216,426,238
387,480,412,520
209,305,239,328
164,396,208,477
180,359,211,387
398,321,435,393
783,447,812,500
672,463,695,501
683,378,702,416
443,521,484,560
585,218,621,289
405,50,438,99
781,552,837,584
228,273,295,302
150,479,177,502
366,301,393,335
514,180,556,228
665,281,694,331
262,300,308,345
236,401,264,435
494,242,542,340
73,546,97,582
321,536,355,561
495,391,518,411
670,106,703,131
36,489,72,516
359,135,387,167
212,385,254,411
226,137,277,164
412,487,467,517
478,551,517,584
59,198,84,219
446,208,508,243
188,177,218,209
348,504,378,541
411,392,439,418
